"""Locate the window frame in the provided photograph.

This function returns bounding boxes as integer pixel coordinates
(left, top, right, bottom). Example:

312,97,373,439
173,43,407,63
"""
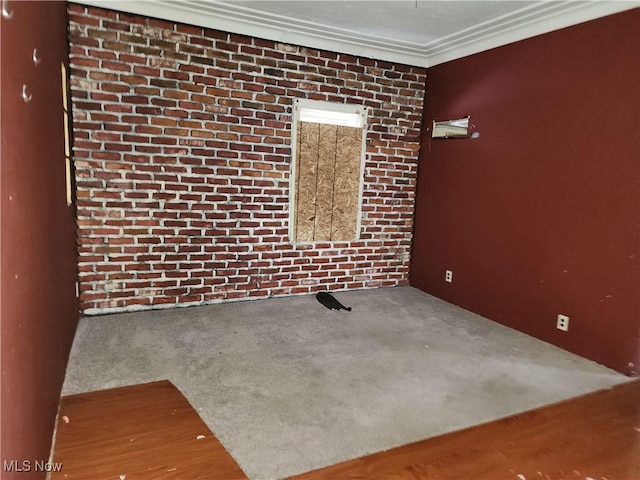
289,99,368,244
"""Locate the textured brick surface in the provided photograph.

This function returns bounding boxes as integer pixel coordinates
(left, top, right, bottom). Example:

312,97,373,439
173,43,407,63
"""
68,4,426,314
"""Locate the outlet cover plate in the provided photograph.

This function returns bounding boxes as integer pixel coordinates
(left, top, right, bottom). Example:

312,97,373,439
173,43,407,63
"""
557,314,569,331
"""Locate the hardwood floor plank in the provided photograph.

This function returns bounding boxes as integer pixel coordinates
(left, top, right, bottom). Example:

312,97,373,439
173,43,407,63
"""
51,380,639,480
289,380,640,480
51,381,247,480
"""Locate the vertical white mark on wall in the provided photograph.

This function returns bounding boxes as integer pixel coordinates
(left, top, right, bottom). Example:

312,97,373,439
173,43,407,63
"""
61,63,67,107
65,157,72,206
62,62,72,206
63,111,70,157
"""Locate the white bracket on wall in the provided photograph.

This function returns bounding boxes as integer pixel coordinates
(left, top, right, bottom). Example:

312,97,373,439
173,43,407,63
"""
22,84,32,103
2,0,13,19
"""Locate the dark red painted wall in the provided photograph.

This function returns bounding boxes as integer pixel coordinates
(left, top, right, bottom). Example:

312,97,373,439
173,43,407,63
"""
1,1,78,476
411,9,639,376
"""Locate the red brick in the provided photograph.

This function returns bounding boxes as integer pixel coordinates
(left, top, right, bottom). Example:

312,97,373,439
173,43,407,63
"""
69,3,424,314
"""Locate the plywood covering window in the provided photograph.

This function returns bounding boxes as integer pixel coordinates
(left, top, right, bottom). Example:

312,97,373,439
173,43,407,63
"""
291,100,367,243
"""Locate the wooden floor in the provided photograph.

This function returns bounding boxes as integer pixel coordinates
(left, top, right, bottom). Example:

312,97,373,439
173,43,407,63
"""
51,380,639,480
289,380,640,480
50,381,247,480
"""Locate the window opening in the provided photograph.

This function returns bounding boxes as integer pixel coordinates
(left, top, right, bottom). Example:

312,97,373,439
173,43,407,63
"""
290,100,367,243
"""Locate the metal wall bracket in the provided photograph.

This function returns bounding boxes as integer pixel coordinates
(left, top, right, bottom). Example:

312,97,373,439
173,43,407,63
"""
22,84,32,103
2,0,13,19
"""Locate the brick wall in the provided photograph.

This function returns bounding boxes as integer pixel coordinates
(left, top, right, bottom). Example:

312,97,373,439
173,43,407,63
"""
67,4,426,315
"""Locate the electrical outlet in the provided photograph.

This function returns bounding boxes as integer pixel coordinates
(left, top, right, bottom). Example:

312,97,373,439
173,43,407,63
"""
557,314,569,331
445,270,453,283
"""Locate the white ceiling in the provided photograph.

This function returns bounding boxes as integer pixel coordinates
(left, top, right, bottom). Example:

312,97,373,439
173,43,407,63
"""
76,0,637,66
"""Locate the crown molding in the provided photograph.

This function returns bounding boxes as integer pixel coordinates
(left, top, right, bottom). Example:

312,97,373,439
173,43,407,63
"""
73,0,637,67
424,1,638,66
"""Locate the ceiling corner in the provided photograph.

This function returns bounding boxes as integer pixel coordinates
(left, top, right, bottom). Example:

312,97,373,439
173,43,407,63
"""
423,1,638,67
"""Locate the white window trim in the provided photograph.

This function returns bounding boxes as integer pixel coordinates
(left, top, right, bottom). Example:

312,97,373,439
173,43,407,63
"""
289,99,368,244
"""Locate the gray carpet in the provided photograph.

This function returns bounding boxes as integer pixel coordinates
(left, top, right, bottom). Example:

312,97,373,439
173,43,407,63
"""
62,286,628,479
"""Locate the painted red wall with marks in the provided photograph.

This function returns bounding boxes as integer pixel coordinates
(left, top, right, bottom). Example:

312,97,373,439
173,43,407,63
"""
1,0,79,472
411,9,640,375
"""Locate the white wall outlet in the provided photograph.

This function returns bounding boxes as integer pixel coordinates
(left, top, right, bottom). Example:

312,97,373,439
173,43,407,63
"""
445,270,453,283
557,314,569,331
